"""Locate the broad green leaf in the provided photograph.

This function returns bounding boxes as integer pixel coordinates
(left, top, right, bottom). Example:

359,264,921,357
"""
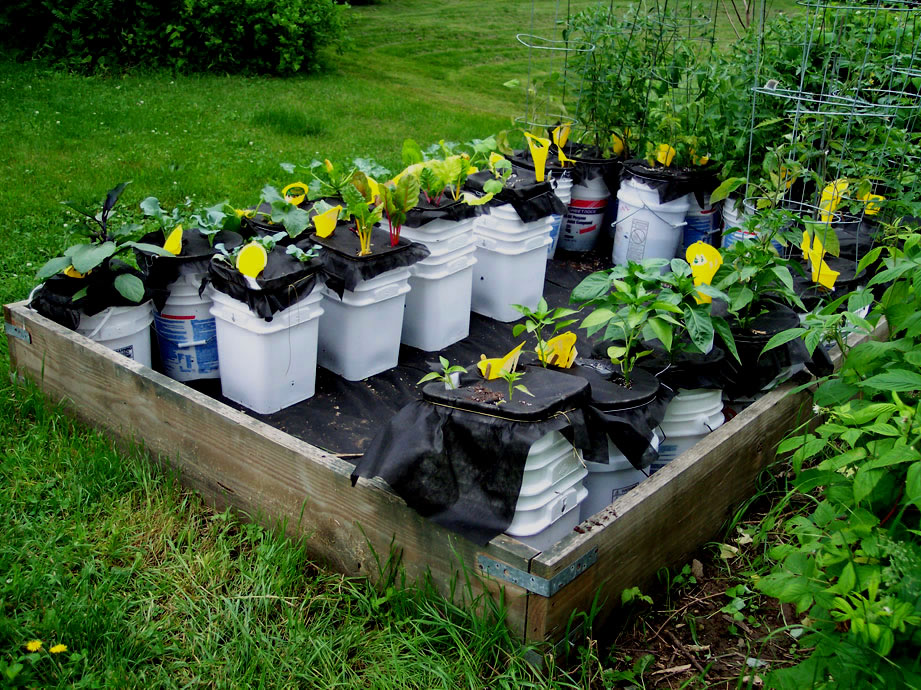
70,242,117,274
712,316,739,363
856,246,883,276
683,305,714,354
906,462,921,509
113,273,144,303
853,467,885,504
762,327,807,354
646,316,673,351
35,255,74,280
571,271,611,303
124,241,175,257
860,370,921,392
581,308,615,330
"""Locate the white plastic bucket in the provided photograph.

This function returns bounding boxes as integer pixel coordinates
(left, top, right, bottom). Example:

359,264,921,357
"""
76,301,154,367
612,178,690,265
476,208,552,238
559,176,610,252
471,234,552,322
401,248,477,351
317,272,412,381
153,270,220,382
505,470,588,552
721,196,756,248
209,287,324,414
580,433,660,520
650,388,725,473
547,214,564,259
552,173,574,207
399,216,476,256
682,193,720,254
519,431,583,498
548,174,573,258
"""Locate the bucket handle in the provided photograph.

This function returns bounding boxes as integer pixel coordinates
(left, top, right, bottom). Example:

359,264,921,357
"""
616,204,688,230
84,307,116,340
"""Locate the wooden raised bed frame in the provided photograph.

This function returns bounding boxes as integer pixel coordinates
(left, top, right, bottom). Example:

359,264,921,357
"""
3,300,879,646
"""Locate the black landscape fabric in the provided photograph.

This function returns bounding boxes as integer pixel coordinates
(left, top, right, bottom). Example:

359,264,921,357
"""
465,170,567,223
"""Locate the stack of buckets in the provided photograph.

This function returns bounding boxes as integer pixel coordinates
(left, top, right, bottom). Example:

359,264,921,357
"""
77,301,155,368
153,267,220,382
649,389,725,474
210,286,325,414
318,266,412,381
559,174,611,253
399,217,478,351
547,172,574,257
471,205,553,322
612,177,689,265
505,431,589,551
721,196,755,248
580,433,661,521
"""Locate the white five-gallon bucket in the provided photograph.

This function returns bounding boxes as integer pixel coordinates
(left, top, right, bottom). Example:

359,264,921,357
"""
317,267,412,381
401,243,477,351
209,287,324,414
548,173,574,258
471,232,552,322
650,388,725,473
153,270,220,382
721,196,755,248
580,433,661,521
77,301,154,367
682,193,720,254
612,178,690,265
559,175,610,252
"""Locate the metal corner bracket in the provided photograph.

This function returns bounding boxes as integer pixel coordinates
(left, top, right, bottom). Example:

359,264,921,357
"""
5,322,31,344
477,547,598,597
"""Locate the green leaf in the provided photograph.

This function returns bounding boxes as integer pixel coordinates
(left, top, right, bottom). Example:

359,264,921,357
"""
683,305,714,354
35,255,74,280
113,273,144,303
856,246,883,276
402,138,424,166
860,370,921,392
854,468,885,504
771,265,795,292
124,241,175,257
762,327,807,354
709,177,745,204
70,242,117,273
906,462,921,509
571,271,611,303
581,308,615,331
646,316,673,351
712,316,740,364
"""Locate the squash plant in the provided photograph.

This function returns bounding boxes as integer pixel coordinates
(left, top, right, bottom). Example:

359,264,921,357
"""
280,158,390,201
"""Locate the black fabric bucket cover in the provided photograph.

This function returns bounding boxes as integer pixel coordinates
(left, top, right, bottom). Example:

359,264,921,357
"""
621,159,721,206
30,259,151,330
311,224,430,296
510,142,622,194
721,303,832,398
638,342,730,392
351,365,592,545
404,193,483,228
135,229,243,311
206,238,322,321
465,170,567,223
793,256,867,312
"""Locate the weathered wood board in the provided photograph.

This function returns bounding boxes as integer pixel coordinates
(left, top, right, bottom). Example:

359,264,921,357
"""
4,300,884,645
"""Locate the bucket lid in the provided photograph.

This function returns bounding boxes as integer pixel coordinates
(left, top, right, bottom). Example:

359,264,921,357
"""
560,360,660,411
423,364,589,421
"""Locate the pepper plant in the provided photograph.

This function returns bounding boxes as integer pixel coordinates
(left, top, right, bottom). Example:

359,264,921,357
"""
511,298,580,367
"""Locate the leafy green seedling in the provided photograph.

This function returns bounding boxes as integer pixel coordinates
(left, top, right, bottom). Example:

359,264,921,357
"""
417,356,467,390
512,297,580,366
496,369,533,404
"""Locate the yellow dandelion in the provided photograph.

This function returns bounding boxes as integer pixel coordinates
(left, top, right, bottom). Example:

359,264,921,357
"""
25,639,42,652
50,644,67,654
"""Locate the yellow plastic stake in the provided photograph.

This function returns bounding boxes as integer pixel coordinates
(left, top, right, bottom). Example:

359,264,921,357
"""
538,332,578,368
63,265,86,279
313,205,342,238
685,242,722,304
163,225,183,256
801,230,839,289
862,193,885,215
477,343,525,380
281,182,309,206
655,144,676,167
236,242,268,279
611,133,625,157
523,132,551,182
552,123,572,165
819,178,849,223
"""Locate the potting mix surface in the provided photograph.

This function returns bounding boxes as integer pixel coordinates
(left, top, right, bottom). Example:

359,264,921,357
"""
185,254,607,458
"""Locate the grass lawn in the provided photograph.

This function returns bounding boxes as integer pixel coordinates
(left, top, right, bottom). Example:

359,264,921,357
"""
0,0,800,686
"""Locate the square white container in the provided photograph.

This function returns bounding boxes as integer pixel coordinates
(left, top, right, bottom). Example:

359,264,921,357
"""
471,234,552,322
317,272,412,381
209,287,324,414
401,246,477,352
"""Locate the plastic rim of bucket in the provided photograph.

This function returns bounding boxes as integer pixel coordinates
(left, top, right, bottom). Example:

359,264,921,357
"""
660,409,725,438
475,232,551,255
209,286,324,332
349,266,413,294
527,429,569,456
663,388,724,416
400,216,476,244
77,302,154,341
506,485,588,537
515,465,588,512
525,434,580,471
412,231,476,263
409,252,476,282
476,212,550,237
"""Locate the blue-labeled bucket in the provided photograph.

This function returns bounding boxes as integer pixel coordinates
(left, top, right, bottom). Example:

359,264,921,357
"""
153,270,220,382
682,193,720,253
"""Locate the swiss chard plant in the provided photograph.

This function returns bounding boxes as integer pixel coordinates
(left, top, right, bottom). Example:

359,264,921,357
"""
341,172,383,256
378,171,421,247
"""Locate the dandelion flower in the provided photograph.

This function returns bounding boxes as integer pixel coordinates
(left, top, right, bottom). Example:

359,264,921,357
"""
25,639,42,652
50,644,67,654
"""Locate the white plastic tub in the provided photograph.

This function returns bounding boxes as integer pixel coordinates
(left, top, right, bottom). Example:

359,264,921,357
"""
650,389,725,472
476,209,552,238
399,216,476,257
682,193,720,254
471,233,552,322
153,269,220,382
209,288,324,414
560,175,610,252
612,178,690,264
580,433,660,520
401,246,477,351
506,476,589,552
76,301,154,368
317,270,412,381
519,434,584,498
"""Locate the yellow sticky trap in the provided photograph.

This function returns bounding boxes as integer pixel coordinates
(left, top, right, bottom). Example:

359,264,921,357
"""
63,265,86,279
523,132,551,182
611,133,625,157
656,144,676,167
477,343,524,380
313,205,342,238
863,193,885,215
686,242,722,304
538,332,577,368
163,225,183,256
236,242,268,279
819,178,849,223
801,231,839,289
552,123,572,165
282,182,309,206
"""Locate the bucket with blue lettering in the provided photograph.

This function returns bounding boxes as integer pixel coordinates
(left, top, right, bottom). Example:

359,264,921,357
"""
682,193,720,253
153,269,220,382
